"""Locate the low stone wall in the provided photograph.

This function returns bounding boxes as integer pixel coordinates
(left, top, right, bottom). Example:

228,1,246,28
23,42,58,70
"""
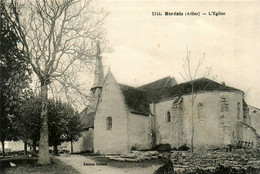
171,150,260,171
105,151,169,162
104,149,260,172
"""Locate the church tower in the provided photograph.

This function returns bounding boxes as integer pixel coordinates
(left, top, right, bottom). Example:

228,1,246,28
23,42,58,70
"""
87,41,104,114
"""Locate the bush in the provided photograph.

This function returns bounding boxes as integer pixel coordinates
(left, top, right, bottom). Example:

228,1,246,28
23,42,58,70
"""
178,144,189,151
154,160,173,174
154,144,172,152
59,149,69,154
131,146,137,151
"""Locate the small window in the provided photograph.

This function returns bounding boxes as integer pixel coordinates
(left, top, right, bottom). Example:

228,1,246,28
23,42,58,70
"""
166,111,171,123
198,103,204,119
237,102,241,120
106,117,112,130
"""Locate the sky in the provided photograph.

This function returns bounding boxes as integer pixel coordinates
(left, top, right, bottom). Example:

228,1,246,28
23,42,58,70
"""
95,1,260,108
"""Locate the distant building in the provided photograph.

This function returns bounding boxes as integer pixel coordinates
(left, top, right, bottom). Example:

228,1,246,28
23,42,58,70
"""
0,141,25,152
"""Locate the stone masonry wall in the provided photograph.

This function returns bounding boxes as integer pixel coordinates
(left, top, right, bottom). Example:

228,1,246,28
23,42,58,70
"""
128,113,150,150
94,72,129,154
72,129,93,153
171,150,260,171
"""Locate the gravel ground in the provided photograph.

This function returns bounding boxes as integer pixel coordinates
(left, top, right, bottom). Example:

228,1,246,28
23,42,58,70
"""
55,154,162,174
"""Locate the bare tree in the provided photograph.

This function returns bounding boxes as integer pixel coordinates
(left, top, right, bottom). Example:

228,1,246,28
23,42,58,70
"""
4,0,106,164
179,48,213,153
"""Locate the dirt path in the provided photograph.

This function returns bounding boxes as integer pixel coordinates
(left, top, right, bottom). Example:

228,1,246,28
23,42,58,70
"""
55,154,161,174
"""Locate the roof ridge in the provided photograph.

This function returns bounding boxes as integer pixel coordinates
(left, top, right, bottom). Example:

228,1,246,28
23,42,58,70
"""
137,76,172,89
118,83,136,88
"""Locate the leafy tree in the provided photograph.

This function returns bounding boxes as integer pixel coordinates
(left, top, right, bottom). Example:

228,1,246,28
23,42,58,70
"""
48,99,83,155
48,99,66,155
64,110,82,154
14,95,41,156
0,1,31,157
3,0,106,164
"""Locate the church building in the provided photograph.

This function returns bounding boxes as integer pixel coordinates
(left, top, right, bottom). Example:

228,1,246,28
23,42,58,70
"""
72,46,260,154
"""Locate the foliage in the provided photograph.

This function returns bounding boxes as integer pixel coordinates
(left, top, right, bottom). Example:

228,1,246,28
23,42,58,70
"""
48,99,83,154
10,95,82,155
154,160,174,174
153,144,172,152
178,144,189,151
14,95,41,147
64,110,83,143
0,1,31,156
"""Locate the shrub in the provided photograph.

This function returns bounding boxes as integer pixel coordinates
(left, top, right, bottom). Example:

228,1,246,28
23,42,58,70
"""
154,144,172,152
154,160,174,174
178,144,189,151
131,146,137,151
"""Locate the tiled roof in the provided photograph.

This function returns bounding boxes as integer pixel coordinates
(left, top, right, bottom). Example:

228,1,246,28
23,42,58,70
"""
119,84,150,115
155,78,243,102
138,76,177,91
80,107,95,129
119,76,177,115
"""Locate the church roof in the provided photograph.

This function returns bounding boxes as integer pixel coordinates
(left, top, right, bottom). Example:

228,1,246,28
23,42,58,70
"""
138,76,177,104
119,76,177,115
91,41,104,90
138,76,177,90
119,84,150,115
81,109,95,129
155,78,244,102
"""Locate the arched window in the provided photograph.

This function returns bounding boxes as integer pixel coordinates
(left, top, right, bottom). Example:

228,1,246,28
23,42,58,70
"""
106,117,112,130
166,111,171,123
198,103,204,119
237,102,241,120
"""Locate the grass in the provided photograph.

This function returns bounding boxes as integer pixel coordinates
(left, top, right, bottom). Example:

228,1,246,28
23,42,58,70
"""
0,156,80,174
90,156,167,168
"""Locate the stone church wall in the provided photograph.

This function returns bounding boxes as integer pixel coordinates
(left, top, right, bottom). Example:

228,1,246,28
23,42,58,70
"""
94,72,128,154
128,113,150,150
155,90,244,149
154,99,175,146
72,129,93,153
241,123,260,149
248,106,260,136
182,91,243,148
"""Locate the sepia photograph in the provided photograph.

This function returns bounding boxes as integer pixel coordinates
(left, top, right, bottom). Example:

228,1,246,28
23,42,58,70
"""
1,0,260,173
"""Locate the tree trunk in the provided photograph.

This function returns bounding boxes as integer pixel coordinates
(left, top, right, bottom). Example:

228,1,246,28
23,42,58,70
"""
24,141,27,156
191,85,195,154
38,83,51,165
70,139,73,154
33,140,37,156
191,103,194,153
53,145,58,156
1,141,5,157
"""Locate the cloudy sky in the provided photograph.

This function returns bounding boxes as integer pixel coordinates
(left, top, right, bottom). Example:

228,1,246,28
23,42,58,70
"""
98,1,260,108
